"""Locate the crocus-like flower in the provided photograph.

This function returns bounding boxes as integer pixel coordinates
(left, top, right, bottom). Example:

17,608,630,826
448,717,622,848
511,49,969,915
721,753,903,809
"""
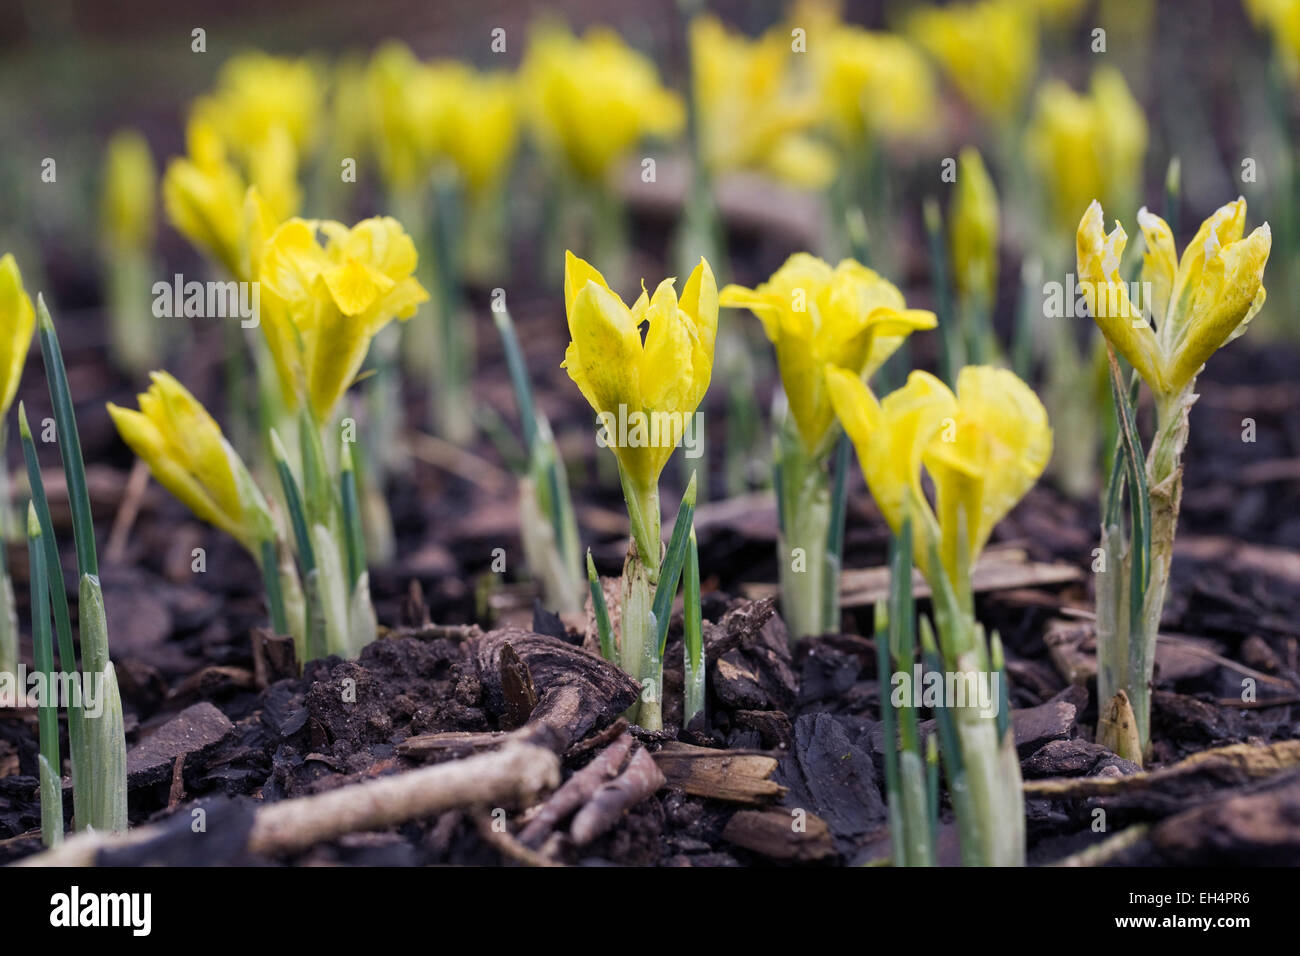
438,66,519,200
192,52,323,162
255,214,429,420
0,254,35,415
1027,68,1147,236
818,25,937,148
101,130,156,250
691,15,836,189
826,365,1051,589
1244,0,1300,81
562,251,718,492
107,372,273,556
163,119,249,278
522,24,683,183
949,148,999,304
906,0,1038,125
720,255,936,455
1076,199,1271,398
363,42,451,193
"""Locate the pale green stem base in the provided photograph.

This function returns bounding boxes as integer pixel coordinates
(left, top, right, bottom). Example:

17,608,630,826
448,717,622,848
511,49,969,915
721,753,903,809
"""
776,435,833,642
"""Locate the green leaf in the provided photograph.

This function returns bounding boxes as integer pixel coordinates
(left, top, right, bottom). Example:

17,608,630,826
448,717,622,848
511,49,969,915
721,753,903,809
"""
587,550,616,663
654,472,698,656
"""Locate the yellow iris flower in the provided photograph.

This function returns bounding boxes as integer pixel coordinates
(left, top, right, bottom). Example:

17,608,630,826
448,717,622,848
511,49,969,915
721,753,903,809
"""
906,0,1038,125
162,119,249,278
562,251,718,492
192,52,323,162
522,24,683,183
826,365,1051,590
107,372,273,556
720,254,936,455
1245,0,1300,81
1028,67,1147,236
101,130,156,250
254,213,429,421
438,66,519,200
1076,199,1271,398
819,24,937,148
949,147,999,304
691,15,836,189
0,254,36,415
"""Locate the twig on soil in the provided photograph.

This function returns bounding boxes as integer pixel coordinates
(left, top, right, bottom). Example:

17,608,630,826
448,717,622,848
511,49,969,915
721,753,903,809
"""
517,731,634,847
1052,824,1152,866
570,745,666,846
16,741,560,866
105,459,149,564
474,812,564,867
409,431,511,493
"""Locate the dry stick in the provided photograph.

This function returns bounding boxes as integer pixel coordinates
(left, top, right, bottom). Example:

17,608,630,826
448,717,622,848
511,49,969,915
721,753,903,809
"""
105,458,150,564
517,731,635,847
570,745,666,846
18,742,560,866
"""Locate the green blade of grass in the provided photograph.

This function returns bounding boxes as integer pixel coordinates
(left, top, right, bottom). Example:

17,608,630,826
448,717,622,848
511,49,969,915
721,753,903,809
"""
683,527,705,726
339,441,366,592
821,431,850,633
586,549,616,663
654,472,698,656
27,502,62,848
491,306,538,456
35,296,96,577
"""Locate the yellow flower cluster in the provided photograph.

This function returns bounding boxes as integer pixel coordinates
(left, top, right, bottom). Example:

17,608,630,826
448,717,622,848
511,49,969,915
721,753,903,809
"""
818,24,937,149
523,24,683,184
906,0,1039,124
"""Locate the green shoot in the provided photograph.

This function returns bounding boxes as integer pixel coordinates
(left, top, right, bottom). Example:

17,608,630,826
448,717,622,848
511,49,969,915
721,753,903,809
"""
587,550,616,663
27,503,62,847
683,527,704,727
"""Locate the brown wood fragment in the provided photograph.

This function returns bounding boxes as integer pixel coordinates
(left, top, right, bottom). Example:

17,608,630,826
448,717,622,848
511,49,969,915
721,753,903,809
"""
654,741,786,806
743,547,1082,608
565,717,629,760
570,746,666,845
518,732,635,847
722,808,835,862
250,627,298,689
167,755,186,810
396,731,511,759
476,628,640,751
499,643,538,730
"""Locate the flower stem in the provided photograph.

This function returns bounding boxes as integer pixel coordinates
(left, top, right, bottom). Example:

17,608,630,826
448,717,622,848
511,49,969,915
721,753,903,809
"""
775,424,833,642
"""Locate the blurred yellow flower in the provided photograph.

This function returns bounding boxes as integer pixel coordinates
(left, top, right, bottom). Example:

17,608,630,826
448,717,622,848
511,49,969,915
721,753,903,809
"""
720,254,935,454
1077,199,1272,398
1245,0,1300,80
163,119,249,277
0,254,35,415
562,251,717,491
692,15,835,188
949,147,999,303
522,24,683,183
256,215,429,420
107,372,273,556
193,52,323,161
826,365,1051,588
101,130,156,249
906,0,1038,124
1028,67,1147,236
819,25,937,147
363,42,448,193
439,66,519,199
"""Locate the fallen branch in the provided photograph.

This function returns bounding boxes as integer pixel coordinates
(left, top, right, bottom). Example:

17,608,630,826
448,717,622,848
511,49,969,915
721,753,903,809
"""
570,745,666,846
517,732,634,847
17,741,560,866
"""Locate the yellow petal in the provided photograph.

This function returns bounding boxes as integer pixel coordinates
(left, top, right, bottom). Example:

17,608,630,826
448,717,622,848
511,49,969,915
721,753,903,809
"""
827,366,954,576
1166,222,1271,393
1076,200,1166,394
924,366,1052,585
0,254,35,414
563,280,643,419
564,251,612,322
1136,207,1177,334
305,280,373,422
